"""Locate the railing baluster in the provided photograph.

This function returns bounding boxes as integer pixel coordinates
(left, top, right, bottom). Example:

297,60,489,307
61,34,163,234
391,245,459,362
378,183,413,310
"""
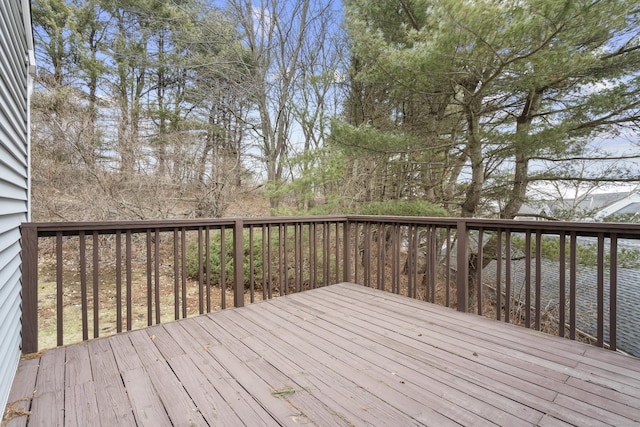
343,220,351,283
570,232,577,340
505,231,511,324
56,232,63,346
205,227,211,312
377,223,383,291
335,222,340,284
354,222,359,284
116,230,123,332
284,224,289,293
296,223,301,291
233,220,244,309
93,231,99,337
268,224,273,298
535,230,542,331
180,227,187,319
262,225,267,300
126,230,132,330
525,231,531,328
495,229,502,321
154,228,160,324
279,224,285,294
312,223,318,289
364,222,371,288
559,231,566,338
249,225,255,302
445,227,451,307
221,226,226,309
413,225,419,299
391,224,397,294
80,231,88,341
477,228,484,315
197,227,204,314
430,225,437,304
609,234,617,351
597,233,605,347
173,228,179,320
146,229,153,325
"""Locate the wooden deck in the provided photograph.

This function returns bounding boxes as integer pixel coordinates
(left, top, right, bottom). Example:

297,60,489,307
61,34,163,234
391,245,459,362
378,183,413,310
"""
5,282,640,426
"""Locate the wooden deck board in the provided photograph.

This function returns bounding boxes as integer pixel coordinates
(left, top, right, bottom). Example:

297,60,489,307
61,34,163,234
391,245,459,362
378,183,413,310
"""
5,282,640,426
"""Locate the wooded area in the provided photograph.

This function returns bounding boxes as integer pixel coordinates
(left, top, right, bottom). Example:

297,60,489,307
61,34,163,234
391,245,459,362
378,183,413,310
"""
31,0,640,221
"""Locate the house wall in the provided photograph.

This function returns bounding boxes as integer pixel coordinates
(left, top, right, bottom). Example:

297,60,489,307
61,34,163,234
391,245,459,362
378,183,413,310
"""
0,0,33,413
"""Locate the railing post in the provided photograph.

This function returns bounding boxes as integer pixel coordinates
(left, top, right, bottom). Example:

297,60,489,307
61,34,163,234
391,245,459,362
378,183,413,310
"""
21,224,39,353
233,220,244,308
456,220,469,312
343,219,351,283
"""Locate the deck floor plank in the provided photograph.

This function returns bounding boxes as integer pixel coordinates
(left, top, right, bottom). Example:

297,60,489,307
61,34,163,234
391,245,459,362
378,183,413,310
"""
263,293,545,426
6,282,640,427
28,347,65,427
108,334,172,427
4,358,39,427
193,314,355,427
235,301,501,426
217,308,444,426
163,320,279,426
321,288,640,424
86,339,136,426
278,288,626,426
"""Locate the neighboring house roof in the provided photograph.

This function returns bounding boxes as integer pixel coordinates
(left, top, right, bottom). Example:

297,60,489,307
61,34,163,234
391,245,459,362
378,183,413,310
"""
519,190,640,221
615,202,640,215
593,192,640,219
482,259,640,357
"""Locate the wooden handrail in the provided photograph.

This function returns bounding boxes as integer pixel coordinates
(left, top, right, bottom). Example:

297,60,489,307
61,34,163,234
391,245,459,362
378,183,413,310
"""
20,216,640,354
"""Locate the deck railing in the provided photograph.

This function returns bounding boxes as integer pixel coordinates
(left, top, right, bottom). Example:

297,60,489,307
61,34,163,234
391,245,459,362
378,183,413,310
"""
21,216,640,355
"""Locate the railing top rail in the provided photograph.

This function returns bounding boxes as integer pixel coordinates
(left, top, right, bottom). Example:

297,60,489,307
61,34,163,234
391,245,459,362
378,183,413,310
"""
21,218,239,236
241,215,348,226
346,215,640,238
21,215,640,239
21,216,350,237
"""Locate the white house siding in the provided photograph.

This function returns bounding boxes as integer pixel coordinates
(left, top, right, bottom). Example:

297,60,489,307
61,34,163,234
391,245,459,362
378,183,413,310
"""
0,0,33,414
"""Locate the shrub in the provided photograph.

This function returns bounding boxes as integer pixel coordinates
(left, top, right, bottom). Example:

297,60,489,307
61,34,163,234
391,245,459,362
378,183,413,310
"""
185,230,263,288
355,200,449,217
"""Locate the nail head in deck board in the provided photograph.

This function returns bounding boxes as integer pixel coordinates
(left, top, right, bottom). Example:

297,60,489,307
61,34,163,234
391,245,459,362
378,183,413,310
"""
7,283,640,426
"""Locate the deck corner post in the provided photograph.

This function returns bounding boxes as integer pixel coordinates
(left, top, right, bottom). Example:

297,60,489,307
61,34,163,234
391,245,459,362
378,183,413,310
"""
456,220,469,312
343,219,351,282
21,223,39,353
233,219,244,308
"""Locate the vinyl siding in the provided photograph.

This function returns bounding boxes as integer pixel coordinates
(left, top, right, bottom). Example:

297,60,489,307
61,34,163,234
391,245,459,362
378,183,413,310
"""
0,0,32,414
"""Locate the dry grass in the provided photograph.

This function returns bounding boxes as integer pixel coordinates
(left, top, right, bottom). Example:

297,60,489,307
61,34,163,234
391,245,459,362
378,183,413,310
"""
2,400,30,424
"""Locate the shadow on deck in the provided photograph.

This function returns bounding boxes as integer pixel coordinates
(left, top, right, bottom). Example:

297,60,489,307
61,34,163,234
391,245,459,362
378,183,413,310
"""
5,283,640,426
